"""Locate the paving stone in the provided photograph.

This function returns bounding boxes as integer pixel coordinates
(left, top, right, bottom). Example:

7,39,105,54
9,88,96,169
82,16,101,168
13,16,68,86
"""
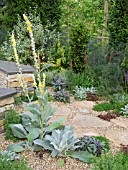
48,106,71,124
111,118,128,129
72,100,95,110
77,108,91,114
105,129,128,146
74,129,100,138
72,115,111,128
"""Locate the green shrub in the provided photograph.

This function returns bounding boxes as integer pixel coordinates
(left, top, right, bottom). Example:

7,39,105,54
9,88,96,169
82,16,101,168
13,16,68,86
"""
4,110,22,141
0,155,32,170
93,152,128,170
93,103,114,111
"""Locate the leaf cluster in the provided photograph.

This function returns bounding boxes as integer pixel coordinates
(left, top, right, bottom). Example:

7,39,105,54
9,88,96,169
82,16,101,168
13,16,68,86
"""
93,152,128,170
4,110,22,141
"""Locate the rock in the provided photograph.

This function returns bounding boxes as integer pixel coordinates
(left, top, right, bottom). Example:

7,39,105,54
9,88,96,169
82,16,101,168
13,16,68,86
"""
71,115,111,128
111,118,128,129
74,130,100,138
0,97,14,107
73,100,95,110
77,108,91,114
105,129,128,146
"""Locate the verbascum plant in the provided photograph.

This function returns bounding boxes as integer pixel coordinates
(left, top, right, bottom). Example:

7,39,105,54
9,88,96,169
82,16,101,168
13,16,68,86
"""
10,14,66,151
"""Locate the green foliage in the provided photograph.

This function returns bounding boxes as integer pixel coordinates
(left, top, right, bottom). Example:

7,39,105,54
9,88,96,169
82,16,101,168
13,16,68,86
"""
70,23,89,72
93,103,114,111
73,86,87,101
1,12,58,65
10,89,67,152
0,154,32,170
33,125,80,157
4,110,22,141
110,93,128,113
0,150,20,161
67,150,95,164
1,0,61,32
93,152,128,170
120,104,128,115
109,0,128,50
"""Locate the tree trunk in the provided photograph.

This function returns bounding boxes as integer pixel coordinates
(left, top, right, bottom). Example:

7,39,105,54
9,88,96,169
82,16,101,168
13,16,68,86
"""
102,0,108,39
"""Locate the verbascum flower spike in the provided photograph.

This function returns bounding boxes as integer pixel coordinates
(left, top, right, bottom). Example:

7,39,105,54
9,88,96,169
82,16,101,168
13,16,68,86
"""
23,14,41,86
11,33,30,101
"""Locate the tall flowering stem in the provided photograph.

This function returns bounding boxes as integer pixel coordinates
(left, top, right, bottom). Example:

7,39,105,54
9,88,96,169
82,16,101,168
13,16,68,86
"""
23,14,41,87
23,14,46,108
11,33,31,102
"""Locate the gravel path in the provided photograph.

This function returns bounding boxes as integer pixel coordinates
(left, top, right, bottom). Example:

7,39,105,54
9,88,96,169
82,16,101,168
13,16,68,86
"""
0,93,127,170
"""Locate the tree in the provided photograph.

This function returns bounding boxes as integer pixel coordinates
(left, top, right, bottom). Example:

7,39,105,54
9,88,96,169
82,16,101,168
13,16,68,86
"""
1,0,62,32
108,0,128,50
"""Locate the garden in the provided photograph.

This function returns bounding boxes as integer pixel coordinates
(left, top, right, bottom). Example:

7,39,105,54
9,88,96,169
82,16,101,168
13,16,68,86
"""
0,0,128,170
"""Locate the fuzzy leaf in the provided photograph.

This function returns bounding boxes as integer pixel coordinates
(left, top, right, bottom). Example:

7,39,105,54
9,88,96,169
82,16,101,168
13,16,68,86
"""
27,128,42,142
10,124,27,138
44,118,66,133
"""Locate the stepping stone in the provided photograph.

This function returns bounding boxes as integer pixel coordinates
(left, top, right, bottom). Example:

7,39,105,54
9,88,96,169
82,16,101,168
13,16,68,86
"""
71,115,111,128
74,130,100,138
77,108,91,114
111,118,128,129
105,129,128,146
73,100,95,109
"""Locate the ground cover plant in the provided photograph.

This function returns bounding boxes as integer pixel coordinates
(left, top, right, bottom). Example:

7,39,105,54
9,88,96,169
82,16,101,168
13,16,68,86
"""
0,153,31,170
4,110,22,141
92,152,128,170
93,103,114,112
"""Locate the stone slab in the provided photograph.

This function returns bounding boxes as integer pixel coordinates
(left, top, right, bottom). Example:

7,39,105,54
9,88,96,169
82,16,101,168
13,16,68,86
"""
0,88,17,99
71,115,111,128
105,129,128,146
0,97,14,107
111,118,128,129
0,60,34,75
0,104,14,113
77,108,91,114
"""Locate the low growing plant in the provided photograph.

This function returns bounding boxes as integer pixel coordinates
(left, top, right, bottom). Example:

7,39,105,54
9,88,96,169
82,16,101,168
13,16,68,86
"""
93,103,114,112
4,110,22,141
76,136,108,156
0,154,32,170
92,152,128,170
120,104,128,115
73,86,87,100
54,89,70,103
33,125,80,157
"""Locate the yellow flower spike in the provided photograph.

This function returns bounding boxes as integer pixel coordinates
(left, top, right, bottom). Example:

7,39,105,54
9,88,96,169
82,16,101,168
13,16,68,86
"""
33,82,37,87
12,39,16,47
43,73,46,79
23,14,28,21
20,83,24,87
18,74,22,79
39,82,43,88
27,26,32,33
39,89,43,93
35,100,38,104
26,21,31,26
